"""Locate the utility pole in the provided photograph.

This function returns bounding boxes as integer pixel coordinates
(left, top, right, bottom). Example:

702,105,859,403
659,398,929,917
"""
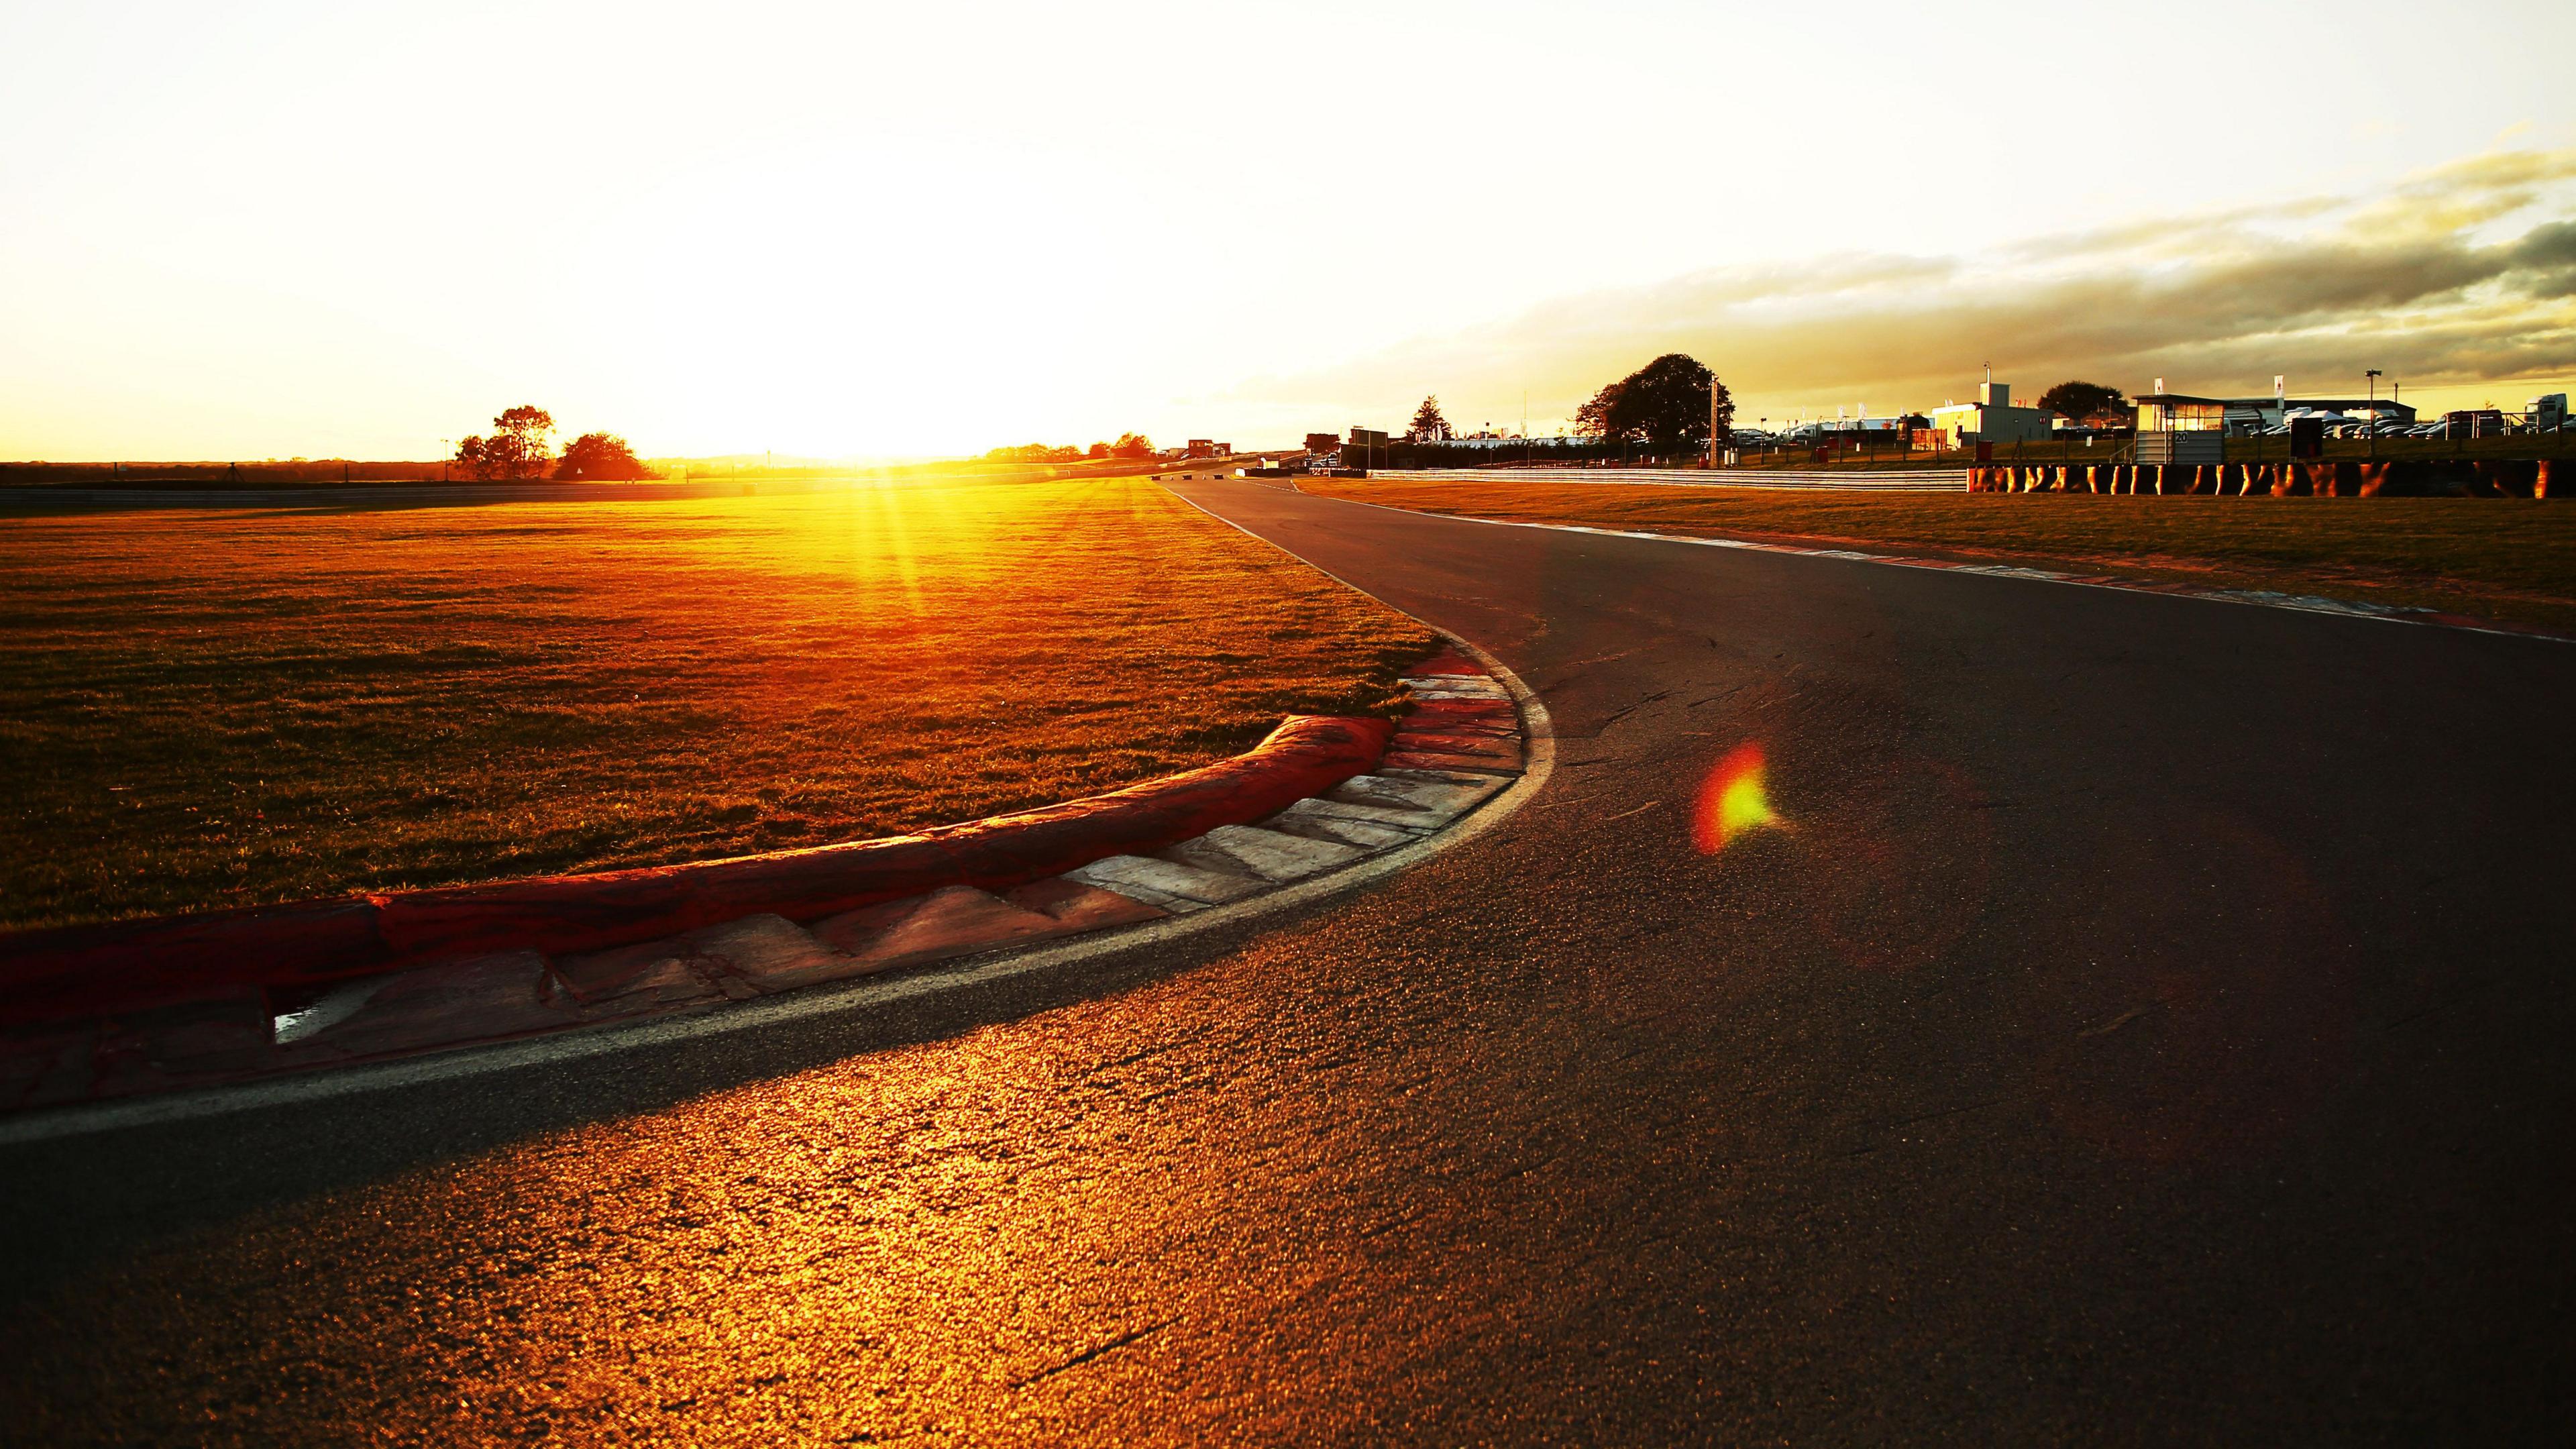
2365,370,2382,460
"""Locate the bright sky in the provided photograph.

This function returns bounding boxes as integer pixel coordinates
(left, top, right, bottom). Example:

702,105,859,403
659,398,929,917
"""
3,0,2571,460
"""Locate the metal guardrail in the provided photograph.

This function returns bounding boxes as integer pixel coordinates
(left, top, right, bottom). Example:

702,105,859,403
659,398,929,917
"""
1389,468,1970,493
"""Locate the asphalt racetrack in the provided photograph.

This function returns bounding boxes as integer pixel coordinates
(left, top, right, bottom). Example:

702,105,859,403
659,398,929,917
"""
4,478,2571,1444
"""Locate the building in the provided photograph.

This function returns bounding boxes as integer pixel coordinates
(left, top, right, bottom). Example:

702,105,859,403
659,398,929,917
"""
2133,394,2228,464
2135,388,2417,437
1927,382,2054,447
1780,415,1919,445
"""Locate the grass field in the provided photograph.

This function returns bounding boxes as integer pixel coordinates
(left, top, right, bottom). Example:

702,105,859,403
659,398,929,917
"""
0,476,1434,932
1300,477,2576,631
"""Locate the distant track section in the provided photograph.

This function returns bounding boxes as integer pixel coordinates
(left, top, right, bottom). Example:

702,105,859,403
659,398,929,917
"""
1377,468,1968,492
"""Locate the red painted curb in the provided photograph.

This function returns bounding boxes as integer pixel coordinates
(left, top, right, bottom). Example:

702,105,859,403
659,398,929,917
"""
0,714,1393,1026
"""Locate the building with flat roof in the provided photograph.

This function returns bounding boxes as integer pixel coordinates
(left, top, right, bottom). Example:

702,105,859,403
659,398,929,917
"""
2135,390,2417,435
1927,382,2053,446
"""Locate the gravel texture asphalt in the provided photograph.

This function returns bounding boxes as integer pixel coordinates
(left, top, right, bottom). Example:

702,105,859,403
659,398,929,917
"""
3,477,2571,1445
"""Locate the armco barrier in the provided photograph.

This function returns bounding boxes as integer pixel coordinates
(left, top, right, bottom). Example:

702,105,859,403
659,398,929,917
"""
0,714,1394,1027
1383,467,1967,493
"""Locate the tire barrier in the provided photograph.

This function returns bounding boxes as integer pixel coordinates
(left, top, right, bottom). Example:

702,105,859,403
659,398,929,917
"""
1965,459,2556,499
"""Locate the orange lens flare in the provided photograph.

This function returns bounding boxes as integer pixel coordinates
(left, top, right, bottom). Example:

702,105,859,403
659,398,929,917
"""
1691,741,1780,854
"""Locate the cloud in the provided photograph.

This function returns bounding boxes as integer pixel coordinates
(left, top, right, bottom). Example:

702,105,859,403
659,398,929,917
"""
1239,146,2576,426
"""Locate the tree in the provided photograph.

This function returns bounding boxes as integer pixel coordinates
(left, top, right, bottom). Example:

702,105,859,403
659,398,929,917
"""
1109,432,1155,459
1087,441,1110,460
1409,396,1450,442
1574,381,1627,440
1582,354,1731,453
453,405,556,479
555,431,655,480
2038,380,2131,427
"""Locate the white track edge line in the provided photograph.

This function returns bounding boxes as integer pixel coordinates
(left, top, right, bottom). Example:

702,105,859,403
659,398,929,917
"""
1293,487,2570,646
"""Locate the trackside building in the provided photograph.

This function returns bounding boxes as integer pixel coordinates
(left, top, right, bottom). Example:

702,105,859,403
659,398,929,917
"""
1927,382,2054,447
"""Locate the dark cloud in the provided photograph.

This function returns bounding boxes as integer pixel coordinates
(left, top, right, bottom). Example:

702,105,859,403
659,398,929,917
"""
1238,147,2576,423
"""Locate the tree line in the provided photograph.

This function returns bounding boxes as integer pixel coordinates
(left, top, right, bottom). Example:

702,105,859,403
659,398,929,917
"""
982,433,1156,464
2035,381,2131,427
1397,355,1736,457
452,406,655,480
1386,364,2135,461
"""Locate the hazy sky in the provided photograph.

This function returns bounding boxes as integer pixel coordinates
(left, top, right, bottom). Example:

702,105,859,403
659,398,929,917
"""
3,0,2571,460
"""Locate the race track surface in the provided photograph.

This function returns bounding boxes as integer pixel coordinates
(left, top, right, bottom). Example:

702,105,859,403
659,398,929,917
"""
4,478,2571,1444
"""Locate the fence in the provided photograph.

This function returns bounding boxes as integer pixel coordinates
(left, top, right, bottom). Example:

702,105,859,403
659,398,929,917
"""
1383,467,1967,493
1351,458,2565,498
1717,410,2576,472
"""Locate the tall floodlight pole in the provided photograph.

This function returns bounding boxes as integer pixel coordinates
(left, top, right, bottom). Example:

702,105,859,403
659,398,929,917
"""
2365,370,2382,460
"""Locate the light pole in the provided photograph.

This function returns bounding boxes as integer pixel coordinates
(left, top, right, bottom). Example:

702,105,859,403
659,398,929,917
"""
2365,370,2381,460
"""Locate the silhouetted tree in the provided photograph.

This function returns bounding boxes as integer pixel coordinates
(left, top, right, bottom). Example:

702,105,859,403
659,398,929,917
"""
555,431,655,480
1087,441,1111,460
453,405,556,480
1582,355,1731,453
1409,396,1450,442
2038,380,2130,426
1110,432,1155,459
1574,381,1627,440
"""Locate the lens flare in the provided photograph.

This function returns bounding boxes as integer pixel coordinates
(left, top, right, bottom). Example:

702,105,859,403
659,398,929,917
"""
1691,741,1780,853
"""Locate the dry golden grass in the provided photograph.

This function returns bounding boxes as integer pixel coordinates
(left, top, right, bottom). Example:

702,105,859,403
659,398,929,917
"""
1303,477,2576,631
0,476,1434,931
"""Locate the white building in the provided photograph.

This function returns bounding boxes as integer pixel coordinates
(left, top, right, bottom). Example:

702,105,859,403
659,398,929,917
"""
1927,382,2053,447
